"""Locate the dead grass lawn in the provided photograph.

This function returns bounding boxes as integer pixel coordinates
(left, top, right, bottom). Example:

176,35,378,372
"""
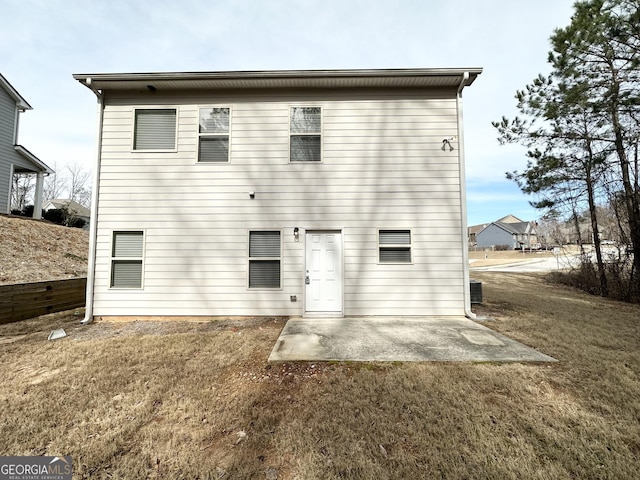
1,273,639,479
0,215,88,284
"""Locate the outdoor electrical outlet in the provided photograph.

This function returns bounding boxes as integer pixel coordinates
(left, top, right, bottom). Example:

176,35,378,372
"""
290,295,297,302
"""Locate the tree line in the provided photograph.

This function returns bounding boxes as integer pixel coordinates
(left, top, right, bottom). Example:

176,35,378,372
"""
494,0,640,302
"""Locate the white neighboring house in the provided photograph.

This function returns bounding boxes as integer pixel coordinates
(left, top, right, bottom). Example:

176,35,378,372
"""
0,73,53,218
73,68,482,321
43,198,91,229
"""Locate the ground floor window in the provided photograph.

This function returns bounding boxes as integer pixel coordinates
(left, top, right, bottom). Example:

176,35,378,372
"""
378,229,412,263
248,231,281,288
111,231,144,288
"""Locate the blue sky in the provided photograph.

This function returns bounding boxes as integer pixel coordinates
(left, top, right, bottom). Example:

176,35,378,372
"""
1,0,576,226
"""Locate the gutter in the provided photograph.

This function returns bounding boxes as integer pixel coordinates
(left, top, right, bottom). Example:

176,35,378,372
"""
81,78,103,324
455,72,482,321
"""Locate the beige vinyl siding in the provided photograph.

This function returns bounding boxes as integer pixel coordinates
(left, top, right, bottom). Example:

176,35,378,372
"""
92,88,465,316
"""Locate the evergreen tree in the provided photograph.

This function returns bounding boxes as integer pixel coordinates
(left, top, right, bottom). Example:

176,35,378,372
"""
494,0,640,297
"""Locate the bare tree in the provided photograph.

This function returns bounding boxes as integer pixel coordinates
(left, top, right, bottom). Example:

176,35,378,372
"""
41,161,92,207
11,174,34,211
66,162,91,207
43,161,65,205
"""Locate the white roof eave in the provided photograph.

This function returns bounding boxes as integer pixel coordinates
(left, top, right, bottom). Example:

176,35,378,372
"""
73,68,483,93
0,73,33,110
15,145,54,174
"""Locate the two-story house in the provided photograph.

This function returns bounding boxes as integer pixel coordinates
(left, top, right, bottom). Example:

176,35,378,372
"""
0,73,53,218
475,215,539,250
74,68,482,322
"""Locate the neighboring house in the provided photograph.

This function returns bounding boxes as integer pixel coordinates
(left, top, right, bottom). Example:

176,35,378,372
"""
467,223,487,246
476,215,539,250
0,73,53,218
495,214,523,224
43,198,91,228
74,68,482,321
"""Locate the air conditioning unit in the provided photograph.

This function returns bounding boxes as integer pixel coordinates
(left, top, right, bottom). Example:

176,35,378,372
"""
470,280,483,304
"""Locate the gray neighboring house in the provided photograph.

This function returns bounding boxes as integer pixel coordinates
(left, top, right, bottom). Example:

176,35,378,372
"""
476,217,539,250
0,73,53,218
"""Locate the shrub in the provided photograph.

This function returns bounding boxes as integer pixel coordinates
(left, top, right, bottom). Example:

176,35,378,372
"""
43,208,67,225
548,254,639,304
22,205,34,217
42,207,86,229
10,205,36,217
67,217,86,229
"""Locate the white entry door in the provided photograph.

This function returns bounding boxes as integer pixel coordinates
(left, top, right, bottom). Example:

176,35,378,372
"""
305,231,343,313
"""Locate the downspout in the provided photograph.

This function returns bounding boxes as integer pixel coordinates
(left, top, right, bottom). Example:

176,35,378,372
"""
456,72,480,320
81,78,103,324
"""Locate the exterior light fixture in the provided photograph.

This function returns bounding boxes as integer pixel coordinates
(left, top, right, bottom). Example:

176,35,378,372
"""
441,138,454,151
294,227,299,241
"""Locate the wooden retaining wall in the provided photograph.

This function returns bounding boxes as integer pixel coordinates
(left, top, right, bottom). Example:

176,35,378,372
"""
0,278,86,324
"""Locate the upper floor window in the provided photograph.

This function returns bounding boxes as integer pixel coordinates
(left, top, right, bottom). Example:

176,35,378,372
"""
199,107,230,162
133,109,177,150
290,106,321,162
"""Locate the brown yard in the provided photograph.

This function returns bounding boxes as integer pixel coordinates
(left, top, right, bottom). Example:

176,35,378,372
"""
0,215,88,284
0,272,639,479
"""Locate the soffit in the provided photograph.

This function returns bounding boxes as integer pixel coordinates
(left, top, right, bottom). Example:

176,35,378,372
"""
73,68,483,92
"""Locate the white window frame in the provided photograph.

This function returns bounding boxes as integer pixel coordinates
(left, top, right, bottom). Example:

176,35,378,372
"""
378,229,413,264
110,230,145,289
289,105,322,163
247,230,282,290
197,106,232,163
131,107,178,152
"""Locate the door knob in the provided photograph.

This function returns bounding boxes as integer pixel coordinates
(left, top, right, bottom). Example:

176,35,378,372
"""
305,275,310,285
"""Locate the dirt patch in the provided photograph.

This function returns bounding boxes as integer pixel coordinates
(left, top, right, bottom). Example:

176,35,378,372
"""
0,334,27,345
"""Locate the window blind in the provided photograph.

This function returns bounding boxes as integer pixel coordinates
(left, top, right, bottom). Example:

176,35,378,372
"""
290,107,321,162
112,231,143,257
379,248,412,263
248,261,281,288
379,230,412,263
249,231,281,257
112,260,143,288
379,230,411,245
249,231,281,288
199,137,229,162
290,136,321,162
111,231,144,288
134,109,176,150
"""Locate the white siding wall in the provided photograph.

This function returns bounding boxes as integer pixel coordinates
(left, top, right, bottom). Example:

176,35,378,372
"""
93,88,465,316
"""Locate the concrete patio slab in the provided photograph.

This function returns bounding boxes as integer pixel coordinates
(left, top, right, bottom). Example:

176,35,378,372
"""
268,317,556,363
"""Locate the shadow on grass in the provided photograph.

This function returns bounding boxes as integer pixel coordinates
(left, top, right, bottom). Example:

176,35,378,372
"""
1,291,639,479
